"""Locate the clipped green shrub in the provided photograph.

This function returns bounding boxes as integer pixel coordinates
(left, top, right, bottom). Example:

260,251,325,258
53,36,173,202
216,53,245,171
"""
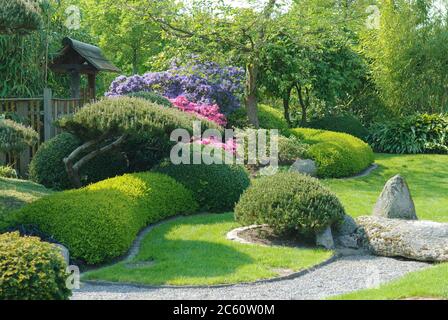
126,91,173,108
368,114,448,154
278,135,309,165
15,172,198,264
308,114,369,141
29,133,128,190
154,161,250,212
235,172,345,235
0,118,38,155
227,105,289,134
0,232,70,300
290,128,374,178
0,165,17,178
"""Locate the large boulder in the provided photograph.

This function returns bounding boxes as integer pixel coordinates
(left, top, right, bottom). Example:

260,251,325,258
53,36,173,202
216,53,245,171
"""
316,226,335,249
357,216,448,262
373,175,417,220
333,215,362,249
289,159,317,177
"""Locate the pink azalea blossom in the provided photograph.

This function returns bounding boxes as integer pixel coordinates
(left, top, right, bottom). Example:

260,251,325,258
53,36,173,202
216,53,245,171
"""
170,96,228,126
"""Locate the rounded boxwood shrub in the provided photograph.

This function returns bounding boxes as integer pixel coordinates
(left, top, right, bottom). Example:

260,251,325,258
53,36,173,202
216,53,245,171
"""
154,161,250,212
235,172,345,235
0,232,70,300
290,128,374,178
278,135,309,165
15,172,198,264
29,133,128,190
126,91,172,108
308,114,369,141
227,105,290,135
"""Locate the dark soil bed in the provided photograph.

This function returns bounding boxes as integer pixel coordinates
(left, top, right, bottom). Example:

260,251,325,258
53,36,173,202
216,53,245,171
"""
238,225,316,249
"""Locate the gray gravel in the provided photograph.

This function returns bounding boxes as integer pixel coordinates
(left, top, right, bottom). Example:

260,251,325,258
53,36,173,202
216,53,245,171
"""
72,255,430,300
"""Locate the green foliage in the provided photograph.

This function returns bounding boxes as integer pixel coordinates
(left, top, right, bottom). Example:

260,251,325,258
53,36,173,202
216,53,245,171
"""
361,0,448,114
278,135,309,165
154,161,250,212
235,172,345,235
126,91,172,108
0,119,38,154
290,128,374,178
0,232,70,300
29,133,128,190
0,165,18,179
368,114,448,154
258,104,290,134
15,172,198,264
58,97,221,141
0,0,42,35
230,105,290,133
308,114,369,141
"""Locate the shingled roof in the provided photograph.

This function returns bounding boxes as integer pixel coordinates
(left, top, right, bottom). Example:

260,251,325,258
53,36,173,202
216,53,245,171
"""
51,37,120,73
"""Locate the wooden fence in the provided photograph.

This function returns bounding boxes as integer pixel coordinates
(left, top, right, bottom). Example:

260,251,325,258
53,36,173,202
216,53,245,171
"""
0,88,91,176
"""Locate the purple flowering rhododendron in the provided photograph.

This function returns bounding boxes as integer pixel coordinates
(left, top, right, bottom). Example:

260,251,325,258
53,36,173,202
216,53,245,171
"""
106,60,245,114
170,96,227,127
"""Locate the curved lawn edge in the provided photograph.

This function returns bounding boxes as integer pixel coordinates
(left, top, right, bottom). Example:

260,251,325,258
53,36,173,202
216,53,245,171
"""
81,213,336,287
81,254,339,290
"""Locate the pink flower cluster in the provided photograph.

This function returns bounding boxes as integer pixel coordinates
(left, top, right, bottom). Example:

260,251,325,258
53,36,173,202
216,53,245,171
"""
170,96,228,126
193,136,238,155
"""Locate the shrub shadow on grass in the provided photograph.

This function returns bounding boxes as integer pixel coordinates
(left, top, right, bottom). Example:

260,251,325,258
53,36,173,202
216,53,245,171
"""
123,239,255,284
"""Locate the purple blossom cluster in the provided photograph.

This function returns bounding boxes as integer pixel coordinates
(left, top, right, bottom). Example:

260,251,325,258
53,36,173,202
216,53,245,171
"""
106,61,245,114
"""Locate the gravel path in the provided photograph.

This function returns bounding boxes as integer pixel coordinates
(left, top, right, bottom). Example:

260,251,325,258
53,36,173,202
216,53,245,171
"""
72,255,430,300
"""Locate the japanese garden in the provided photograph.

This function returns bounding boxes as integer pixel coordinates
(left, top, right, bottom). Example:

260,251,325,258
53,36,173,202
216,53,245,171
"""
0,0,448,301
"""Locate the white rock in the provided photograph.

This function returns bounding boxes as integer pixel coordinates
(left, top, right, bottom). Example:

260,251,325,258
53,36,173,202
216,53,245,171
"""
289,159,318,177
357,216,448,262
373,175,417,220
316,226,335,249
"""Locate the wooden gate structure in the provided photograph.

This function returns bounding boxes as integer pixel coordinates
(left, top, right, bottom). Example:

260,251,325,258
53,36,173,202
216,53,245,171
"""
0,88,88,175
0,37,119,176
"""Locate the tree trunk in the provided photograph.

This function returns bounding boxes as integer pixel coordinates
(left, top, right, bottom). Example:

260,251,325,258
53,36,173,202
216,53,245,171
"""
245,63,259,128
296,85,308,126
282,86,293,127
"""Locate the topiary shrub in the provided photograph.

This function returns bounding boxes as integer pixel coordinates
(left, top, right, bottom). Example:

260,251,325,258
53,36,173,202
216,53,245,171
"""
29,133,128,190
14,172,198,264
235,172,345,235
227,105,290,134
0,0,42,35
258,104,290,135
368,113,448,154
0,118,38,158
278,135,309,165
308,114,369,141
126,91,172,108
57,97,221,188
290,128,374,178
0,165,17,179
0,232,71,300
154,161,250,213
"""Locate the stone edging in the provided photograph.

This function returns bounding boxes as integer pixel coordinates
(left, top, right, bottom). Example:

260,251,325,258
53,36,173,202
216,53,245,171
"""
82,217,339,290
343,163,379,180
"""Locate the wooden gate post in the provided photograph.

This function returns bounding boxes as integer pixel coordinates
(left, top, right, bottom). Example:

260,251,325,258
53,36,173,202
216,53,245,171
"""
43,88,53,141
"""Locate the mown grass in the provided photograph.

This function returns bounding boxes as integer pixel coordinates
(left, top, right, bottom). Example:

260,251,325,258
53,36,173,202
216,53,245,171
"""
83,213,332,286
0,177,52,230
324,153,448,222
333,263,448,300
324,153,448,300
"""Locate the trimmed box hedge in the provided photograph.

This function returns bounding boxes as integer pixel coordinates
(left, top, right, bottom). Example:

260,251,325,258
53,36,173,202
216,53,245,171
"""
290,128,374,178
15,172,198,264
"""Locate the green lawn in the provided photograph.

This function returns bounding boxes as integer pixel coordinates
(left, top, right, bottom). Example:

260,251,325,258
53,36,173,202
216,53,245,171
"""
324,153,448,222
333,263,448,300
83,213,332,286
324,153,448,300
0,177,52,230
